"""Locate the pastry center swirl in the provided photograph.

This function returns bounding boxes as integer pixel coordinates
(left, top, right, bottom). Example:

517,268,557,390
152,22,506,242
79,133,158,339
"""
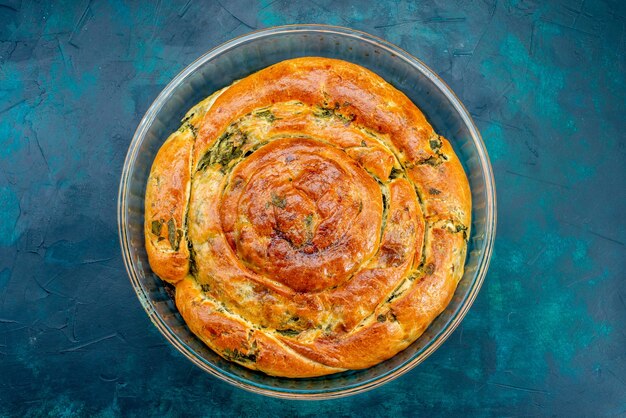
220,137,382,292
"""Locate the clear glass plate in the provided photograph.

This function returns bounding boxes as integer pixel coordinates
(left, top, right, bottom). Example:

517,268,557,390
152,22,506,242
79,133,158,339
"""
118,24,496,399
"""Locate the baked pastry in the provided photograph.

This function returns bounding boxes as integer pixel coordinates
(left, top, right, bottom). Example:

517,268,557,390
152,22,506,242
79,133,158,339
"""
145,57,471,377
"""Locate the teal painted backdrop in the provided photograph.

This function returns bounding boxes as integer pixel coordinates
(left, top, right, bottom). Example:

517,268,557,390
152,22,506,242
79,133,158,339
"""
1,0,625,416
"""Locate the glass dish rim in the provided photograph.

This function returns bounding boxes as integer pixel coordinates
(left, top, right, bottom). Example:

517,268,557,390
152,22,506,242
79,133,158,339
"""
118,23,497,400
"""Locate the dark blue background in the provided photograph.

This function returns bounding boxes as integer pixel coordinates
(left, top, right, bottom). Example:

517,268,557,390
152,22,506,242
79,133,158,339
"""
1,0,625,416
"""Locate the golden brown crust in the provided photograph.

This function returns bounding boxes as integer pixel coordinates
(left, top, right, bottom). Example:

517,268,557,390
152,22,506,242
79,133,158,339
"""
195,57,436,166
145,57,471,377
144,129,192,283
175,278,344,377
407,139,472,227
145,89,228,283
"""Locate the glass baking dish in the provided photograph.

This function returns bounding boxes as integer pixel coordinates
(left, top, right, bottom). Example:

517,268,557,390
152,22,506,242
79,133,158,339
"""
118,24,496,399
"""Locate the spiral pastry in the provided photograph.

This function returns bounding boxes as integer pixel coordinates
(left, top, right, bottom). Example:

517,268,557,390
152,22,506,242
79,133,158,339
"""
145,57,471,377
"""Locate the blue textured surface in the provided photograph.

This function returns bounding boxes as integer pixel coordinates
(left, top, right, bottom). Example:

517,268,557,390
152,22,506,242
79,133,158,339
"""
1,0,625,416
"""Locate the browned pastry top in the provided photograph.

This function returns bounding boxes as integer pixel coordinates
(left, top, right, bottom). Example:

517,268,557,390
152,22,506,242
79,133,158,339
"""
144,57,471,377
